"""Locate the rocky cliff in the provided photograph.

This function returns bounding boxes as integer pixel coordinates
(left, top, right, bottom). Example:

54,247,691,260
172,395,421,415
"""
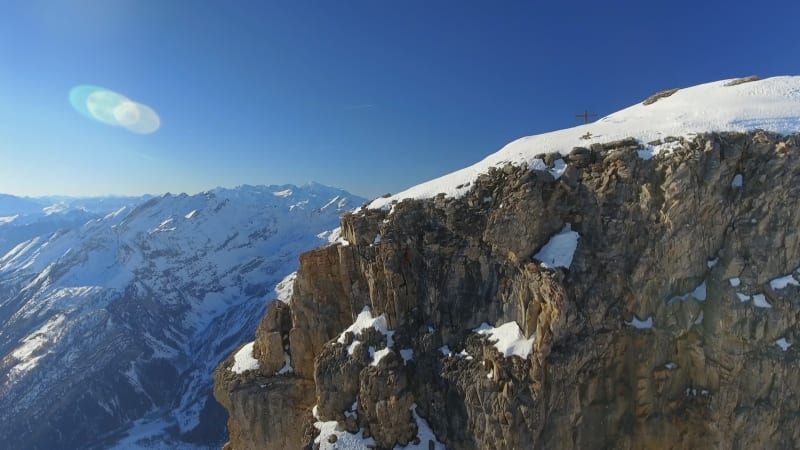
215,130,800,449
215,77,800,449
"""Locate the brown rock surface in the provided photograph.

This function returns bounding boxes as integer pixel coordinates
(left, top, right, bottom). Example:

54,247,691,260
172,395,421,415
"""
215,131,800,449
213,367,314,450
252,300,292,374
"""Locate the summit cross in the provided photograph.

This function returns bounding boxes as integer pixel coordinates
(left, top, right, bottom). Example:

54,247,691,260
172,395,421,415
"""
575,110,598,124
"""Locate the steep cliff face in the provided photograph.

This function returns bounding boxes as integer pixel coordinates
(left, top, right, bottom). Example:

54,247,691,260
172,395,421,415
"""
214,76,800,449
216,130,800,449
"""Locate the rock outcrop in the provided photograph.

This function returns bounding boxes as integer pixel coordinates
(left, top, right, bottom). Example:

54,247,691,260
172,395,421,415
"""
215,131,800,449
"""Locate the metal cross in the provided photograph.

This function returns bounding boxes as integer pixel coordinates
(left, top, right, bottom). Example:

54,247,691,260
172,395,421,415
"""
575,110,597,124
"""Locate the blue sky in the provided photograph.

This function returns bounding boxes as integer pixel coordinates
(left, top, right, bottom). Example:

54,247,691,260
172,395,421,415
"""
1,0,798,199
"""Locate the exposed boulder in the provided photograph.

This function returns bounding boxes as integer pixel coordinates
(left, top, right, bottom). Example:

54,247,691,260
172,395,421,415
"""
724,75,760,86
253,300,292,375
642,87,681,105
213,369,314,450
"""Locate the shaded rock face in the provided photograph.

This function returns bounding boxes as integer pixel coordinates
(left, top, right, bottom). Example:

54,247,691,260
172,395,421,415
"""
216,132,800,449
213,371,314,450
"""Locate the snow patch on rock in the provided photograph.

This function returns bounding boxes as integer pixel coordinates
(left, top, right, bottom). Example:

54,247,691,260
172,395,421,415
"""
337,307,396,366
752,294,772,308
670,281,707,303
533,224,580,269
231,342,259,374
474,321,534,358
274,272,296,304
369,347,392,366
313,404,446,450
770,274,799,290
626,315,654,329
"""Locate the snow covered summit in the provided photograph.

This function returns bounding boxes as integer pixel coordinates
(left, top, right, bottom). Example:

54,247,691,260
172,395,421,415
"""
370,75,800,209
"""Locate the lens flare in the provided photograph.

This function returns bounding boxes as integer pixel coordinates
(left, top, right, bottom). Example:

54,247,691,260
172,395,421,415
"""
69,85,161,134
112,101,141,126
86,90,129,126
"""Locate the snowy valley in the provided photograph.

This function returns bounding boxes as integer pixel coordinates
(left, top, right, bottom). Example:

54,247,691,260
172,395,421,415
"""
0,184,364,449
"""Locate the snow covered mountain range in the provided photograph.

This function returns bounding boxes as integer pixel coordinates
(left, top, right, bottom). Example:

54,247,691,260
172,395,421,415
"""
0,195,150,257
0,184,364,449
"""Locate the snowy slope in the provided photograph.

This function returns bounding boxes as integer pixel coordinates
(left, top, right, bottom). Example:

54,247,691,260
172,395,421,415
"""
370,75,800,209
0,183,363,449
0,194,48,216
0,195,145,256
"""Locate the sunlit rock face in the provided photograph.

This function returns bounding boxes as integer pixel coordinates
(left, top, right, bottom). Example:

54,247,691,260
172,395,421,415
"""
217,132,800,449
0,184,363,449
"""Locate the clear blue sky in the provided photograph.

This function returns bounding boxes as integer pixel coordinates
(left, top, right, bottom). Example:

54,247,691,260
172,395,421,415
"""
1,0,798,199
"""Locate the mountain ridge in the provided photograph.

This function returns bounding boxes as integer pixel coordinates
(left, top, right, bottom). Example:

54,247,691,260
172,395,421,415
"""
370,75,800,209
0,183,364,449
214,76,800,449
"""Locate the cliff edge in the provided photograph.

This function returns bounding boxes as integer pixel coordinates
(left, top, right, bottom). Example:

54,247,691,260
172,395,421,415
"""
215,76,800,449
